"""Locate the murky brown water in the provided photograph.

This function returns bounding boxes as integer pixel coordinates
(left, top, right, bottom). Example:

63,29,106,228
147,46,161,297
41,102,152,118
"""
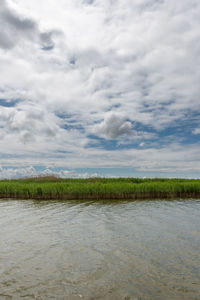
0,199,200,300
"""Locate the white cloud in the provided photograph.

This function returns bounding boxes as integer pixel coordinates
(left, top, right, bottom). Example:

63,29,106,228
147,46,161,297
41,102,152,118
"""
139,142,145,147
0,166,99,179
0,104,60,143
93,113,132,139
0,0,199,174
0,0,60,50
192,128,200,135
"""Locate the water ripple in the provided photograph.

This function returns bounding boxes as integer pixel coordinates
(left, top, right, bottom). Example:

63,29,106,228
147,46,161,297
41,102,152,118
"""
0,199,200,299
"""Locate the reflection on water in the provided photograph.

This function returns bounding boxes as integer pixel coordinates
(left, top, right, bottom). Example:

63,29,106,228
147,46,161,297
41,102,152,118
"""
0,199,200,300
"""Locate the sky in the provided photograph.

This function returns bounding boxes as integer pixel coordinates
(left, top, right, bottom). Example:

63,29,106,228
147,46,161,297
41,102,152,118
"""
0,0,200,179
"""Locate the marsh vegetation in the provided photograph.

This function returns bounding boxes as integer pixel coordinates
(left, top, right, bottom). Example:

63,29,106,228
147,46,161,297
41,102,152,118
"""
0,177,200,200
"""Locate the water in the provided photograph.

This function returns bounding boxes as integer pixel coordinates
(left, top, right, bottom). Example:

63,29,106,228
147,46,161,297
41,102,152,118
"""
0,199,200,300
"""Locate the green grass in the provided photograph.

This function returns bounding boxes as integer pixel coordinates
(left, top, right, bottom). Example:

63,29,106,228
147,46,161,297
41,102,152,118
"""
0,176,200,200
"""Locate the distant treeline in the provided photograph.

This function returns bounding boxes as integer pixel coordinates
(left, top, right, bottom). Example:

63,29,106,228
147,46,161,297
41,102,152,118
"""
0,176,200,200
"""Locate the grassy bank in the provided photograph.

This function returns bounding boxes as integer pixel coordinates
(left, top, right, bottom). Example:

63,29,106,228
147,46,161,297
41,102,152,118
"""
0,177,200,200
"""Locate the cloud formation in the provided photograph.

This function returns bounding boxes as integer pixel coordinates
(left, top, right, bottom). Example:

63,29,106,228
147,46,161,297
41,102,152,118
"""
0,104,60,143
0,166,99,179
193,128,200,135
0,0,200,176
93,113,132,139
0,0,57,49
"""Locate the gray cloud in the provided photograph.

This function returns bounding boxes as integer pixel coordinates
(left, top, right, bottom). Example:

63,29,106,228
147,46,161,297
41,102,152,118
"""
93,113,132,139
0,104,59,143
0,0,57,50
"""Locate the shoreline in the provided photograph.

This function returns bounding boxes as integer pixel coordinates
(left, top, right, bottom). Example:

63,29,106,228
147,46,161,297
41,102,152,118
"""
0,193,200,201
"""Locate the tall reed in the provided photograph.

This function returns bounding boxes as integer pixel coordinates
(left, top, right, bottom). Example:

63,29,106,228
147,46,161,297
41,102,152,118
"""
0,177,200,200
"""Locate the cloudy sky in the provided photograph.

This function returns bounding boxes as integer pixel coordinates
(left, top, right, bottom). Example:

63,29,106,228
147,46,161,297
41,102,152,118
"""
0,0,200,178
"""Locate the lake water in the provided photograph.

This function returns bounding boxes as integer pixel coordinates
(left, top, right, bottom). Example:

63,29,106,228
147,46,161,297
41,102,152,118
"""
0,199,200,300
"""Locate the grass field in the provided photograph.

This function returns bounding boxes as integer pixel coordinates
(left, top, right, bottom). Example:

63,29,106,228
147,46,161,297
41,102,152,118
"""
0,176,200,200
